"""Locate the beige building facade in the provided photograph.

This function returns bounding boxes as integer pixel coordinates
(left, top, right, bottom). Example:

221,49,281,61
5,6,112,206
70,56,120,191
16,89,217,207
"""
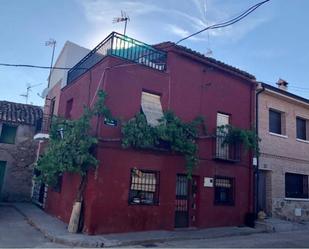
258,82,309,221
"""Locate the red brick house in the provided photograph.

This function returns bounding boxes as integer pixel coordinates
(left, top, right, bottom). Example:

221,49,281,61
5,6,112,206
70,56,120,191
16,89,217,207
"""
43,32,256,234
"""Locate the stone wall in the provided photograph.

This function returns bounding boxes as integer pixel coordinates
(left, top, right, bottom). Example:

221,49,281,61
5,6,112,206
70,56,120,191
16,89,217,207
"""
0,123,38,201
273,197,309,222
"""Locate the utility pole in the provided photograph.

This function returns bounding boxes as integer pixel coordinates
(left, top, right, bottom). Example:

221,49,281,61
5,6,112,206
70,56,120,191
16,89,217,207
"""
45,38,56,88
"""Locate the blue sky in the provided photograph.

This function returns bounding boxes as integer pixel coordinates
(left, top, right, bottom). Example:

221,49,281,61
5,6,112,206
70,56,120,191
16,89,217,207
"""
1,0,309,106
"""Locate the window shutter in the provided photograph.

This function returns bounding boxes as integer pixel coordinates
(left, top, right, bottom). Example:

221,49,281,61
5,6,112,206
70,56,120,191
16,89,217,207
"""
141,92,163,126
296,117,307,140
269,110,282,134
217,113,230,127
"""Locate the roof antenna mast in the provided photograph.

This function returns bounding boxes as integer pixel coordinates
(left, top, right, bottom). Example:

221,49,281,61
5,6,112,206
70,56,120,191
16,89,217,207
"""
204,0,213,57
113,11,130,36
20,83,43,104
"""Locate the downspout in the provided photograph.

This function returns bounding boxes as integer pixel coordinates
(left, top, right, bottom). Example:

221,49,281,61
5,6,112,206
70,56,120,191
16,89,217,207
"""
255,83,265,216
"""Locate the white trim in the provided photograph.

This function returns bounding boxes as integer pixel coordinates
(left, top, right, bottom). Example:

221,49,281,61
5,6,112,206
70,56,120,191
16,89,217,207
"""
296,138,309,144
269,132,288,139
284,198,309,202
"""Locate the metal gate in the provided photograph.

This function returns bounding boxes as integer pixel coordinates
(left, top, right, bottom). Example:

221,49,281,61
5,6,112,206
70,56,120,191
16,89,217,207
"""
175,175,189,228
32,181,47,207
31,169,47,208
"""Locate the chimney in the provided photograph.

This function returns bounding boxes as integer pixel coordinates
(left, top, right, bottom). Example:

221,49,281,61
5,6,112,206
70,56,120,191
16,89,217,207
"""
276,78,288,91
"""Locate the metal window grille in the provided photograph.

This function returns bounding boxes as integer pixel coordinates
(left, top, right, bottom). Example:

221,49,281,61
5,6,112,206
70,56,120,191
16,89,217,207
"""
214,176,235,205
129,168,160,205
214,135,241,162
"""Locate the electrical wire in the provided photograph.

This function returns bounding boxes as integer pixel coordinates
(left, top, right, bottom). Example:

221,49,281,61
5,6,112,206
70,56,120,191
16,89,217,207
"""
0,63,86,70
0,0,270,72
88,0,271,107
98,0,271,71
176,0,270,44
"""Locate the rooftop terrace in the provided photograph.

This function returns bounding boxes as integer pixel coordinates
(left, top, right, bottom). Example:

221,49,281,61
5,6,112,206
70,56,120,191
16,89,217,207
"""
67,32,167,84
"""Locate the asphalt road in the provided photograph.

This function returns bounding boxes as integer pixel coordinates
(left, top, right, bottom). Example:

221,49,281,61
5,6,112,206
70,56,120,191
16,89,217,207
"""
151,230,309,248
0,205,65,248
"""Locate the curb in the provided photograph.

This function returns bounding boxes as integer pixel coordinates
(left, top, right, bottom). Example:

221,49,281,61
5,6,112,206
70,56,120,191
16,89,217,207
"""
107,229,267,248
12,203,106,247
10,203,267,248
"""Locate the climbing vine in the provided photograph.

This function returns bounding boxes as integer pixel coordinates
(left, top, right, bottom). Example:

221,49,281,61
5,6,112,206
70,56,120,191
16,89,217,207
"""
122,111,205,178
35,90,112,187
217,125,260,156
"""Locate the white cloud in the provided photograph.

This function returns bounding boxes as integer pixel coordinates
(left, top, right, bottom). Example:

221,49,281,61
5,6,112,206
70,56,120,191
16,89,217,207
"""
77,0,273,46
166,24,189,37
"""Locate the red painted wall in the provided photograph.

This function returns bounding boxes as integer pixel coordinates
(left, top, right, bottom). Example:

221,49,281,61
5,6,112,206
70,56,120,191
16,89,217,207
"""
45,48,255,234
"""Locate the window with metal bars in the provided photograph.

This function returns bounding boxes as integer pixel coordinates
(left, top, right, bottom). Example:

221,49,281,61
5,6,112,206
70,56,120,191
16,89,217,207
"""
285,173,308,199
214,176,235,205
129,168,159,205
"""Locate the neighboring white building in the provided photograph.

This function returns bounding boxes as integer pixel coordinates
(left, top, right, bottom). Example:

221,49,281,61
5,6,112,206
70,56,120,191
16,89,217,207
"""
32,41,89,206
43,41,90,96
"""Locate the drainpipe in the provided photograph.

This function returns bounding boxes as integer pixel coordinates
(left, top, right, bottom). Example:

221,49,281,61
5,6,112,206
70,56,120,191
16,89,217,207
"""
255,83,265,216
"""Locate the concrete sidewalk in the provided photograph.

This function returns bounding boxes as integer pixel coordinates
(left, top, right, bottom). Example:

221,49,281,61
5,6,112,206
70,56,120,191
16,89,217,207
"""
255,217,309,233
10,202,266,247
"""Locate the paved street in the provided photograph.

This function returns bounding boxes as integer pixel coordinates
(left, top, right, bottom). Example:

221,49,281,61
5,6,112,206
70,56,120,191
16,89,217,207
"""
1,204,309,248
0,205,64,248
148,230,309,248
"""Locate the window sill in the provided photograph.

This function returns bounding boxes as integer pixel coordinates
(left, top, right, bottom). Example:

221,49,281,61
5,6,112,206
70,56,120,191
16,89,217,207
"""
269,132,288,139
213,156,240,163
296,138,309,144
129,202,159,206
284,198,309,202
214,202,235,206
0,142,15,145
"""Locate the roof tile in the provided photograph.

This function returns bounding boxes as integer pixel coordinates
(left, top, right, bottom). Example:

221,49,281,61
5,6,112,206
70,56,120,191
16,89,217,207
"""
0,101,43,126
155,41,255,80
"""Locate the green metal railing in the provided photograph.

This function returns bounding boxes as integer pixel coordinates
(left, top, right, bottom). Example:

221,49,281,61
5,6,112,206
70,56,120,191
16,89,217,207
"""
67,32,167,84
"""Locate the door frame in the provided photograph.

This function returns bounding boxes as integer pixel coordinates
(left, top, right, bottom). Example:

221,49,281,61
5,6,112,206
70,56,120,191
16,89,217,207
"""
174,174,199,228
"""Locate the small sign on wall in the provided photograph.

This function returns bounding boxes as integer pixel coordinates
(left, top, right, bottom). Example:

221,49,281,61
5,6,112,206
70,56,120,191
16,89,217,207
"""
204,177,214,187
295,208,302,217
253,157,257,166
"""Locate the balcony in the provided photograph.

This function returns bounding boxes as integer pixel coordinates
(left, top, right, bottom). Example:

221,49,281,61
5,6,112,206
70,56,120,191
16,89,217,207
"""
34,114,53,140
213,135,241,162
67,32,167,85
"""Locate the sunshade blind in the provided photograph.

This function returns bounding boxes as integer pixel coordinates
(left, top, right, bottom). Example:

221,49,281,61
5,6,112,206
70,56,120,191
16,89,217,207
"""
141,92,163,126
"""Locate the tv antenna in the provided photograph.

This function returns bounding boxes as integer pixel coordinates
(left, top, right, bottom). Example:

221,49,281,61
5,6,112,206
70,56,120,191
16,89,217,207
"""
20,83,43,104
113,11,130,36
204,0,213,57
